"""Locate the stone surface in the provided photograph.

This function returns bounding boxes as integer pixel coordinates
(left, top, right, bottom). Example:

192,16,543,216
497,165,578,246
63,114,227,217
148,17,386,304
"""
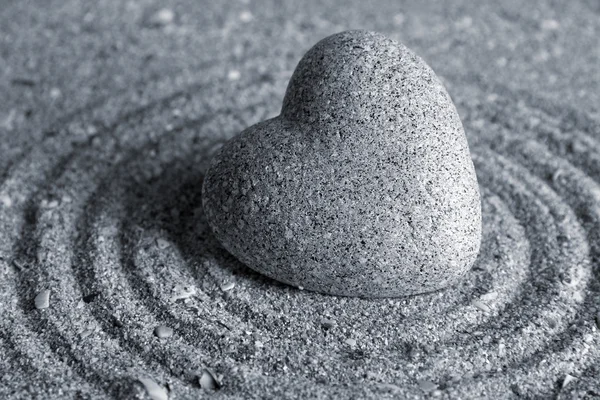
34,289,50,309
154,325,173,338
202,30,481,297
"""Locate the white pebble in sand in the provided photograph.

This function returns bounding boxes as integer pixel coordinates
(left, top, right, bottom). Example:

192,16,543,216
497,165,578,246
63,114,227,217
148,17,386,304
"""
171,284,196,301
199,369,219,390
138,377,168,400
49,87,61,99
156,238,170,250
150,8,174,26
562,374,577,389
472,300,491,313
239,10,253,22
154,325,173,338
0,194,12,207
34,289,50,309
227,70,241,81
220,281,236,292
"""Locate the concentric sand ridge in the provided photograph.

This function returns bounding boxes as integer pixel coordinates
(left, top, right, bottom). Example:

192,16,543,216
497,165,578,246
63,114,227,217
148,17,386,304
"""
1,68,599,399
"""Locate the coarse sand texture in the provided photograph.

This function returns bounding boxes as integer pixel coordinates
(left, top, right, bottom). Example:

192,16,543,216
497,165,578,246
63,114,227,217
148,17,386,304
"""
2,1,600,398
202,30,482,297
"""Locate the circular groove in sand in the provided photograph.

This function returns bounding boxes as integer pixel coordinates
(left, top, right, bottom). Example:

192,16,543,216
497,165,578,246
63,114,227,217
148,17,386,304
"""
1,77,281,396
1,75,599,397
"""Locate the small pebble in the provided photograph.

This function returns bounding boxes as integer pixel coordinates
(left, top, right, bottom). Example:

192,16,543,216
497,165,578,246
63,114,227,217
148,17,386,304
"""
0,194,12,207
156,238,170,250
227,70,241,81
150,8,174,26
171,284,196,301
49,87,61,99
12,258,26,270
239,10,253,22
220,281,236,292
138,377,168,400
321,318,336,329
562,374,577,389
345,338,357,347
154,325,173,338
418,379,437,392
541,19,560,31
34,289,50,309
498,343,506,357
199,369,220,390
552,169,563,183
81,329,94,339
472,300,491,313
480,291,498,301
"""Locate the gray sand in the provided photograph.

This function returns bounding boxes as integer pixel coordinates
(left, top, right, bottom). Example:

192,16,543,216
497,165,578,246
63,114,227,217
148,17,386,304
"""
0,1,599,399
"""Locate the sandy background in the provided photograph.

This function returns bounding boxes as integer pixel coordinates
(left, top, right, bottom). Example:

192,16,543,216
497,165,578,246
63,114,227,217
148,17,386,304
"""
1,0,599,399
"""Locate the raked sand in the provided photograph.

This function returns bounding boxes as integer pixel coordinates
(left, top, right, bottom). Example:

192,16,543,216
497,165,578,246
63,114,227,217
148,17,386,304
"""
0,1,599,399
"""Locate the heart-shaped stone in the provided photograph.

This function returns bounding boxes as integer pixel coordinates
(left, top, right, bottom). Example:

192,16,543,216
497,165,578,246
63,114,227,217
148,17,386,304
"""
202,30,481,297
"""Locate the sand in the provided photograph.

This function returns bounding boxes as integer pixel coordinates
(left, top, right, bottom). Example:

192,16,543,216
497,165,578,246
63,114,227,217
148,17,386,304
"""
0,1,599,399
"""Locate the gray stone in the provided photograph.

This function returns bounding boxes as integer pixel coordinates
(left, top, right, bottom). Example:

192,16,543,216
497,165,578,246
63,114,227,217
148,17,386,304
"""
34,289,50,309
202,30,481,297
154,325,173,338
199,369,220,391
138,377,168,400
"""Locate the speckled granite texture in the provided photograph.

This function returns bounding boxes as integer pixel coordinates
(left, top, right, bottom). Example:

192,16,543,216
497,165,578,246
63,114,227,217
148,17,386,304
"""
1,1,599,399
203,30,481,297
